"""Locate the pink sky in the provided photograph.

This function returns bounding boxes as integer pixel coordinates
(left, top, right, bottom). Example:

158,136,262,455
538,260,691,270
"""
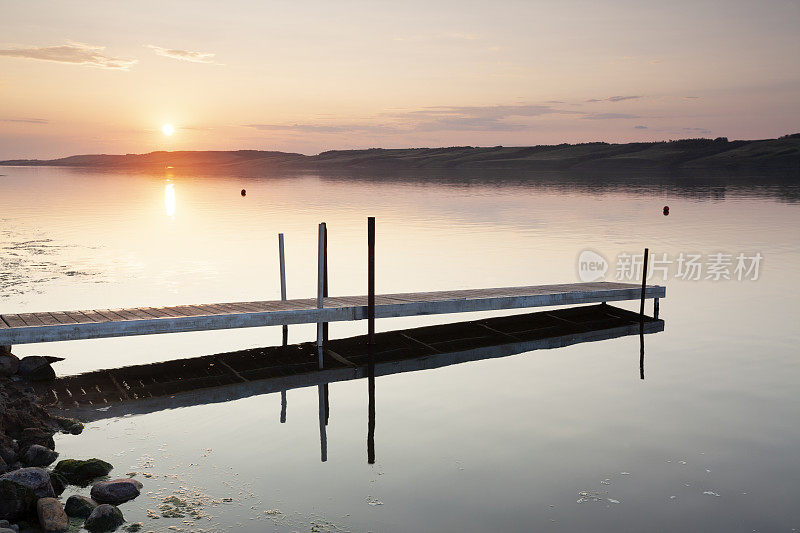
1,0,798,159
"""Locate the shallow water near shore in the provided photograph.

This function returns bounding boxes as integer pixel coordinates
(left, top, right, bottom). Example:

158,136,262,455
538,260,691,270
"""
2,166,800,532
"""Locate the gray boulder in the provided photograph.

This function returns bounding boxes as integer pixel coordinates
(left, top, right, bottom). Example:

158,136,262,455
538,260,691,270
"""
0,354,19,376
22,445,58,468
64,495,98,518
36,497,68,532
0,467,55,498
84,504,124,532
90,479,141,504
0,479,35,521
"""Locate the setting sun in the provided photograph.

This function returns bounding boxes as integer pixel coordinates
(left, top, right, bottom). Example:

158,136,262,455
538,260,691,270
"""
161,123,174,136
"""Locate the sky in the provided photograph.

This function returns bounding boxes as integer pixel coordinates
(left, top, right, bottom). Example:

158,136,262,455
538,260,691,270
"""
1,0,799,159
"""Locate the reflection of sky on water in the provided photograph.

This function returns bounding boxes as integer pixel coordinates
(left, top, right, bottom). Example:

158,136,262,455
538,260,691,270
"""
1,166,799,532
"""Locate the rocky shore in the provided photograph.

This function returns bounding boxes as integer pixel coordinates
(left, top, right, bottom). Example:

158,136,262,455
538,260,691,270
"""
1,352,141,532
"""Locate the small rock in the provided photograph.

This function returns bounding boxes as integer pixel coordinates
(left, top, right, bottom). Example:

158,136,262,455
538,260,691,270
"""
54,459,113,486
0,447,16,466
23,445,58,468
17,356,64,381
37,497,68,532
51,416,84,435
0,354,19,377
0,467,55,498
90,479,142,504
64,495,97,518
0,479,36,521
0,457,7,475
19,428,55,451
84,504,124,532
48,472,67,496
0,528,17,533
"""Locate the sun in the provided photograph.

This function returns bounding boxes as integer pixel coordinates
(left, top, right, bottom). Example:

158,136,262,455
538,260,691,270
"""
161,123,175,136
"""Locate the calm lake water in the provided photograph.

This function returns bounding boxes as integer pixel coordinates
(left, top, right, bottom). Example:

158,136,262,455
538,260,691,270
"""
2,166,799,532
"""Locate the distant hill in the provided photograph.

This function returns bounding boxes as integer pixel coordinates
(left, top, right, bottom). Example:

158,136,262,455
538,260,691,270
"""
3,134,799,175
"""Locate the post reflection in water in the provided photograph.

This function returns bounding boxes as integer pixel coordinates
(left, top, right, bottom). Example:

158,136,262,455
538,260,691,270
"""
318,384,328,462
368,365,376,465
164,182,176,218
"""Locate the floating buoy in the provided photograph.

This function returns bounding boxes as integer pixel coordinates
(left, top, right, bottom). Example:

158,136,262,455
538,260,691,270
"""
241,189,246,197
663,205,669,216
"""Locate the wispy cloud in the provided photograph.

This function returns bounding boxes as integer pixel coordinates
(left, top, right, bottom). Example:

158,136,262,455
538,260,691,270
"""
634,125,648,129
146,45,216,64
396,104,577,132
1,118,48,124
0,42,136,70
245,123,392,134
583,113,641,120
586,95,643,103
683,127,711,135
683,96,701,100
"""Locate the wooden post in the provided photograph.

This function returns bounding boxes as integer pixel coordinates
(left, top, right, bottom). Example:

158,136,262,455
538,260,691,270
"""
639,248,649,319
323,225,329,343
368,217,375,352
279,233,288,346
317,223,326,368
367,216,376,464
654,297,660,320
279,233,288,423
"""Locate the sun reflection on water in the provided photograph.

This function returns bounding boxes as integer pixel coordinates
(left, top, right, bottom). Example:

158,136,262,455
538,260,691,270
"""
164,182,176,218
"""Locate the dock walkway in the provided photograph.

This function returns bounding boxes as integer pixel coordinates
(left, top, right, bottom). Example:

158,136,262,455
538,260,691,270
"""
0,281,665,346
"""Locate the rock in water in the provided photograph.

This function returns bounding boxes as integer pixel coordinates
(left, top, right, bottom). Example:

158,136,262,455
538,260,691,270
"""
54,459,113,485
22,445,58,467
0,467,55,498
17,356,63,382
51,416,84,435
64,495,97,518
37,498,67,532
19,428,55,451
48,472,67,496
84,504,124,532
0,354,19,377
0,479,36,521
90,479,142,504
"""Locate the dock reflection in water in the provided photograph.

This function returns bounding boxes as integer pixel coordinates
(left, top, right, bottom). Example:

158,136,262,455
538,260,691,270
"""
38,303,664,463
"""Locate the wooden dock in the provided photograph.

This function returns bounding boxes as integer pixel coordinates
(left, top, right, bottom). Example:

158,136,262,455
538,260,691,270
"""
0,282,664,346
37,303,664,419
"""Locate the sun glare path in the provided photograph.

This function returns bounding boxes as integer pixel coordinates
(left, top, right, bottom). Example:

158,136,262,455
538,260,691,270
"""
162,123,175,136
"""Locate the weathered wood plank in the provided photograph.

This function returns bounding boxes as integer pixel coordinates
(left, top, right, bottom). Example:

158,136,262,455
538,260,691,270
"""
2,314,28,328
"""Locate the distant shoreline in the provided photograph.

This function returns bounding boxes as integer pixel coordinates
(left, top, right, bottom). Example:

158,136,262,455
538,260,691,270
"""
2,134,799,176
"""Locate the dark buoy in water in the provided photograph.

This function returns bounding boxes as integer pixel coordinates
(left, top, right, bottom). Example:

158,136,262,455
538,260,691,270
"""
241,189,246,197
663,205,669,216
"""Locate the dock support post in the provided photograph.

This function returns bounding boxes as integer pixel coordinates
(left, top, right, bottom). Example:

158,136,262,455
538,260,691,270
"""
638,248,649,380
639,248,649,319
279,233,288,345
367,216,376,464
317,223,326,368
653,297,660,320
279,233,288,422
